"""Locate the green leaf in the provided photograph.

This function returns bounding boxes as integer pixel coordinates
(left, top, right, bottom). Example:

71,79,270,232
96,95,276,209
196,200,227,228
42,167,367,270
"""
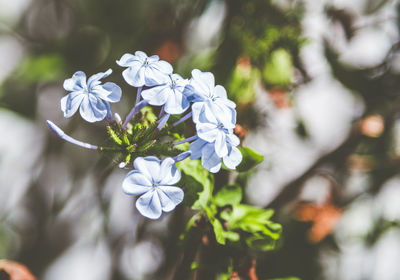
213,184,242,207
180,174,204,207
236,147,264,172
221,205,282,251
263,48,293,86
177,159,214,210
211,219,226,245
246,234,278,251
18,54,66,83
210,218,240,245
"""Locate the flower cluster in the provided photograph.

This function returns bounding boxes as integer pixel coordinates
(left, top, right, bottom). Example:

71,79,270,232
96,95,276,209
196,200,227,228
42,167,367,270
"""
47,50,242,219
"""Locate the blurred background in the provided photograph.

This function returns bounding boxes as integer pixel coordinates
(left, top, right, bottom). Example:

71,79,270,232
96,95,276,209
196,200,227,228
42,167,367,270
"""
1,0,400,279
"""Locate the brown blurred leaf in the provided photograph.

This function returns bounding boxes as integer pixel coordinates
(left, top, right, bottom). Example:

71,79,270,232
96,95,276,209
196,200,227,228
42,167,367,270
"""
154,40,182,63
295,203,342,243
234,124,248,144
0,260,35,280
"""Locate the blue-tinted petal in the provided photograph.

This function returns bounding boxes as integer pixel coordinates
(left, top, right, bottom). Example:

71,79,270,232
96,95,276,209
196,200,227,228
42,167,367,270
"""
227,133,240,146
191,69,215,96
201,143,222,173
135,51,148,60
152,60,173,74
79,94,108,122
87,69,112,88
122,66,145,87
214,85,227,99
164,89,189,115
122,170,152,195
92,82,122,103
141,85,170,106
147,54,160,62
117,53,143,66
223,146,242,169
210,103,235,128
136,190,162,219
214,131,228,157
157,186,184,212
63,71,87,92
144,66,170,87
196,122,219,142
133,156,161,182
189,139,207,159
159,157,181,185
61,92,84,118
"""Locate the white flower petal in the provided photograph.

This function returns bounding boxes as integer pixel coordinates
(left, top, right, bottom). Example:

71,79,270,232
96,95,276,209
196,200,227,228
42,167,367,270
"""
157,186,184,212
214,85,227,99
152,60,173,75
61,92,84,118
223,146,243,169
159,158,181,185
135,51,148,61
63,71,87,92
122,66,145,87
87,69,112,88
189,139,207,160
92,82,122,103
122,170,152,195
201,143,222,173
143,66,169,87
133,156,161,182
164,89,190,115
227,133,240,146
136,190,162,219
191,69,215,96
196,122,219,142
79,94,108,122
117,53,143,66
141,85,170,106
214,131,228,158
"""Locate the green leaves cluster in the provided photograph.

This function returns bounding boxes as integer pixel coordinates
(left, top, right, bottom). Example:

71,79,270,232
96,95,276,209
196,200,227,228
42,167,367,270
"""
178,147,281,251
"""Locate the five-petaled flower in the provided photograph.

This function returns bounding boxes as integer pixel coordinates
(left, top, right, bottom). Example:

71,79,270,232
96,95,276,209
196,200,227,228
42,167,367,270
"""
184,69,236,128
61,69,121,123
189,135,242,173
117,51,173,87
141,73,190,115
122,156,184,219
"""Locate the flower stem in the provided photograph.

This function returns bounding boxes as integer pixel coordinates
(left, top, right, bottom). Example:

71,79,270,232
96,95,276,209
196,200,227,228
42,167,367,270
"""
173,151,191,162
157,113,170,131
173,111,192,127
122,99,149,130
46,120,98,150
136,86,143,104
173,135,198,146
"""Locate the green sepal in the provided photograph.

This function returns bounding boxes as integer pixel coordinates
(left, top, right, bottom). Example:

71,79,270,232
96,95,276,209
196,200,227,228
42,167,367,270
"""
107,126,123,145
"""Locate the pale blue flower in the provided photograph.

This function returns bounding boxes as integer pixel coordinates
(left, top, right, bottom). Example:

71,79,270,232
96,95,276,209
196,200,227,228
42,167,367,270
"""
117,51,173,87
189,136,242,173
196,120,237,158
122,156,183,219
61,69,121,123
141,74,190,114
184,69,236,128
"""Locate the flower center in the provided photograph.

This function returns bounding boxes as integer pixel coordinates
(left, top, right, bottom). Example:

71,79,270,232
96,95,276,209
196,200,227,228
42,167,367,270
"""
143,59,150,67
